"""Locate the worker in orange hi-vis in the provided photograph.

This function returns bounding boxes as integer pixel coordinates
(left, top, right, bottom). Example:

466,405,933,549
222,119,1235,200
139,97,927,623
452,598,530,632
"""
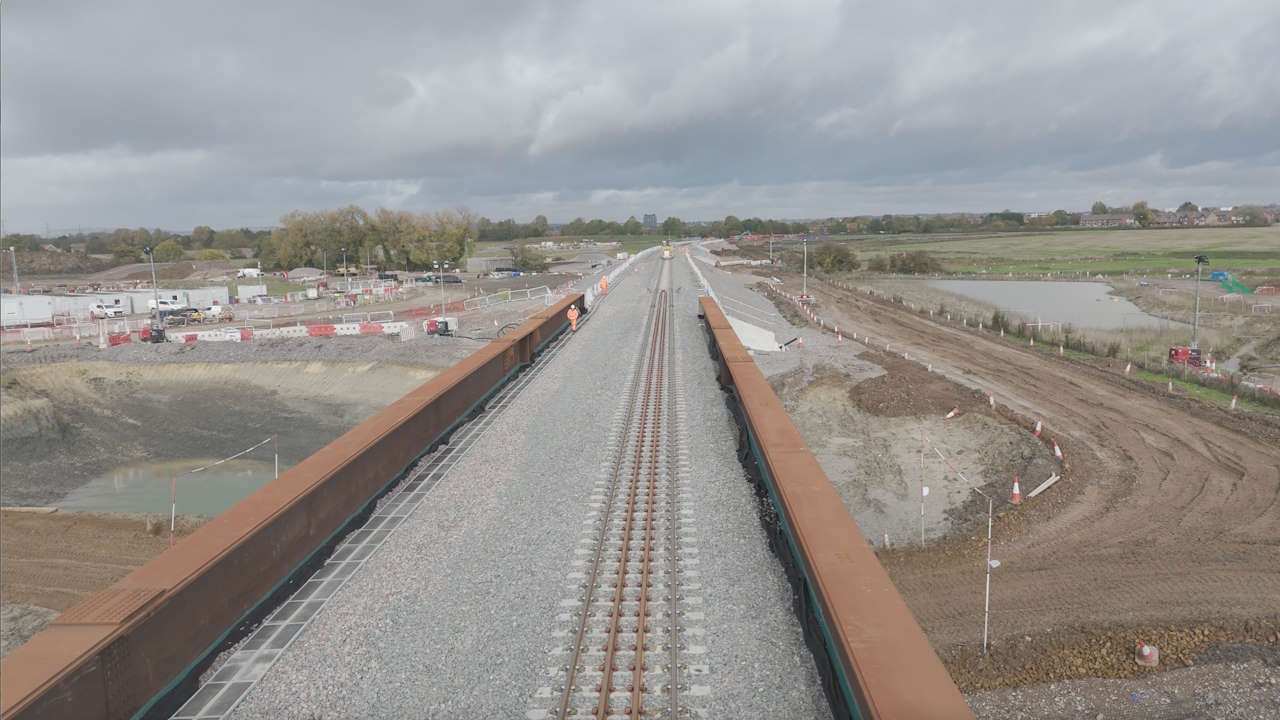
567,304,580,331
601,277,608,294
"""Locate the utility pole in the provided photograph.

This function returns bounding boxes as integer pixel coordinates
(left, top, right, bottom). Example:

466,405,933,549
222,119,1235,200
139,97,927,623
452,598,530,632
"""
144,246,161,335
341,247,348,292
433,260,446,316
1192,254,1209,349
769,238,774,264
9,246,18,292
802,235,808,298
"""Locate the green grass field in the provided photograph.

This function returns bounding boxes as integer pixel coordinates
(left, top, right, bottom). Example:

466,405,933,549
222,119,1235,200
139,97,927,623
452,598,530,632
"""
832,226,1280,276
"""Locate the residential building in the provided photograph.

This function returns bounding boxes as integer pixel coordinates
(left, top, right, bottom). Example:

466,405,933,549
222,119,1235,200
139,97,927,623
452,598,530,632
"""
643,213,657,230
1079,213,1137,228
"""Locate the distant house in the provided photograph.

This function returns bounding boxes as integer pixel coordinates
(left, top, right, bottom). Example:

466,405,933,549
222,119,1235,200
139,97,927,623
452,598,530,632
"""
1079,213,1137,228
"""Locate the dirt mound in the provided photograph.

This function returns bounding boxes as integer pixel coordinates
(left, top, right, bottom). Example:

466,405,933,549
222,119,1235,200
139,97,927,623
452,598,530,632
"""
773,363,1056,544
850,349,989,417
942,619,1280,692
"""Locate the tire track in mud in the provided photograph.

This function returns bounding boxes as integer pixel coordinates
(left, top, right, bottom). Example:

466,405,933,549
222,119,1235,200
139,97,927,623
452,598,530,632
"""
788,278,1280,687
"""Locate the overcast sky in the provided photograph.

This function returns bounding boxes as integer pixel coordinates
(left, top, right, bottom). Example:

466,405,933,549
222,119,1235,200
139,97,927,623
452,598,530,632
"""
3,0,1279,233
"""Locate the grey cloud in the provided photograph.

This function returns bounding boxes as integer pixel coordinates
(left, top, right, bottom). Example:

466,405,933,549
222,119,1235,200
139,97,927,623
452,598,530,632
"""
2,0,1278,232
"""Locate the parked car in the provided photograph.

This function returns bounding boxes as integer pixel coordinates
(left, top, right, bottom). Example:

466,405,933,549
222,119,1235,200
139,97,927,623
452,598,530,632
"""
89,303,126,319
148,298,186,313
203,305,232,321
440,274,462,284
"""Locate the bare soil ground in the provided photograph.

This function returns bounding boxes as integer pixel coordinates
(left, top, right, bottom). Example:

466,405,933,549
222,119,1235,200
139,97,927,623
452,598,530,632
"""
762,271,1280,691
0,359,440,506
0,510,205,655
769,360,1056,544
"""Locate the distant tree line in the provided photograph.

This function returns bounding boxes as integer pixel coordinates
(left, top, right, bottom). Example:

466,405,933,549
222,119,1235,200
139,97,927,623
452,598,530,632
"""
1090,200,1271,227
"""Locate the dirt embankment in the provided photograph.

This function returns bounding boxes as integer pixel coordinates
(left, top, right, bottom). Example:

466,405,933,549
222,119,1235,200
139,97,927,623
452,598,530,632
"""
775,274,1280,691
0,510,205,656
770,356,1056,545
0,360,438,506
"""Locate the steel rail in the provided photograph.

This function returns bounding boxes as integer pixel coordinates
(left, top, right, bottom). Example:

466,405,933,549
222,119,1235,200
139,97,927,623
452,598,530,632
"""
555,276,662,719
592,292,666,718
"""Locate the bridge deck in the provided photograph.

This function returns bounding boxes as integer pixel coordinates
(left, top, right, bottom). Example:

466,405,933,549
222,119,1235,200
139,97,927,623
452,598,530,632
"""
204,255,830,718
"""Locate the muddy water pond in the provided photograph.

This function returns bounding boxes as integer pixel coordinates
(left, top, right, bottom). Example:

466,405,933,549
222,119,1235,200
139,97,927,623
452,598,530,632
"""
59,458,288,516
926,280,1181,329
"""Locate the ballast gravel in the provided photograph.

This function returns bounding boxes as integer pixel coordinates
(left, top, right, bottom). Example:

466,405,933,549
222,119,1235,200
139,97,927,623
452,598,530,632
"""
668,259,832,718
230,256,830,718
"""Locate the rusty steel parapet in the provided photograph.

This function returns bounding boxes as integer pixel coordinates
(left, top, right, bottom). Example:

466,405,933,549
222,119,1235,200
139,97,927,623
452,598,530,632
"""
0,293,584,720
697,297,973,720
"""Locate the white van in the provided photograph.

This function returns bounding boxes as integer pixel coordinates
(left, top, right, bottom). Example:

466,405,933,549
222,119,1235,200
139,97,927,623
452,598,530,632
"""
89,303,126,319
148,298,186,313
236,268,262,279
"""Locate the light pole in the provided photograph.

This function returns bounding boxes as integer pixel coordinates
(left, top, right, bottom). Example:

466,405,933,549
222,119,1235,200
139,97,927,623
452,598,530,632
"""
8,246,18,292
769,238,774,264
1192,254,1209,349
802,235,809,298
341,247,348,292
143,245,160,319
934,446,998,655
433,260,446,315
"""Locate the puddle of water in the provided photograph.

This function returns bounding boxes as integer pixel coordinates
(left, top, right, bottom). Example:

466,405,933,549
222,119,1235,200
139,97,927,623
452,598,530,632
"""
926,280,1183,329
59,458,285,516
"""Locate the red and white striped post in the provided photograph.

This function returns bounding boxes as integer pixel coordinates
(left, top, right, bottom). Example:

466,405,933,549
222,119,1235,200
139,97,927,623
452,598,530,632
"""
274,435,279,479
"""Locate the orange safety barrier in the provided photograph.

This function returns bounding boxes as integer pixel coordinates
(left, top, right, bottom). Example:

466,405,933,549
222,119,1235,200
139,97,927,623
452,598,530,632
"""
699,297,971,720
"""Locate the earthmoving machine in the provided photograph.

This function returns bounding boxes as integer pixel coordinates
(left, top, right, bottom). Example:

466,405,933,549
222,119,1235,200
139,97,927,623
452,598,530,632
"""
661,240,673,259
1168,254,1209,367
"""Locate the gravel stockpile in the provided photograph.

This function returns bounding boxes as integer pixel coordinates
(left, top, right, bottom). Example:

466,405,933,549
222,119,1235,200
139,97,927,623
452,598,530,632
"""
230,258,657,718
669,259,833,718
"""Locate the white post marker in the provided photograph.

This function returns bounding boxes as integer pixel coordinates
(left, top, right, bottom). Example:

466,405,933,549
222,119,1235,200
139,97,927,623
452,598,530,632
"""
983,502,997,656
919,428,926,548
274,435,279,479
170,475,177,548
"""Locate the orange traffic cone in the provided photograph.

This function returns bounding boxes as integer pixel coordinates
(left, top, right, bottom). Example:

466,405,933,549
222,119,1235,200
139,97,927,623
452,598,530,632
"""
1231,394,1238,410
988,392,995,409
1125,361,1132,375
1011,476,1022,505
1135,642,1159,667
1033,417,1042,437
1052,438,1063,460
944,407,959,420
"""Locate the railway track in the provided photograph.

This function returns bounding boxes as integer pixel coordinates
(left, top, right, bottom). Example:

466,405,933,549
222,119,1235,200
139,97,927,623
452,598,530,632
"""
530,261,703,719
